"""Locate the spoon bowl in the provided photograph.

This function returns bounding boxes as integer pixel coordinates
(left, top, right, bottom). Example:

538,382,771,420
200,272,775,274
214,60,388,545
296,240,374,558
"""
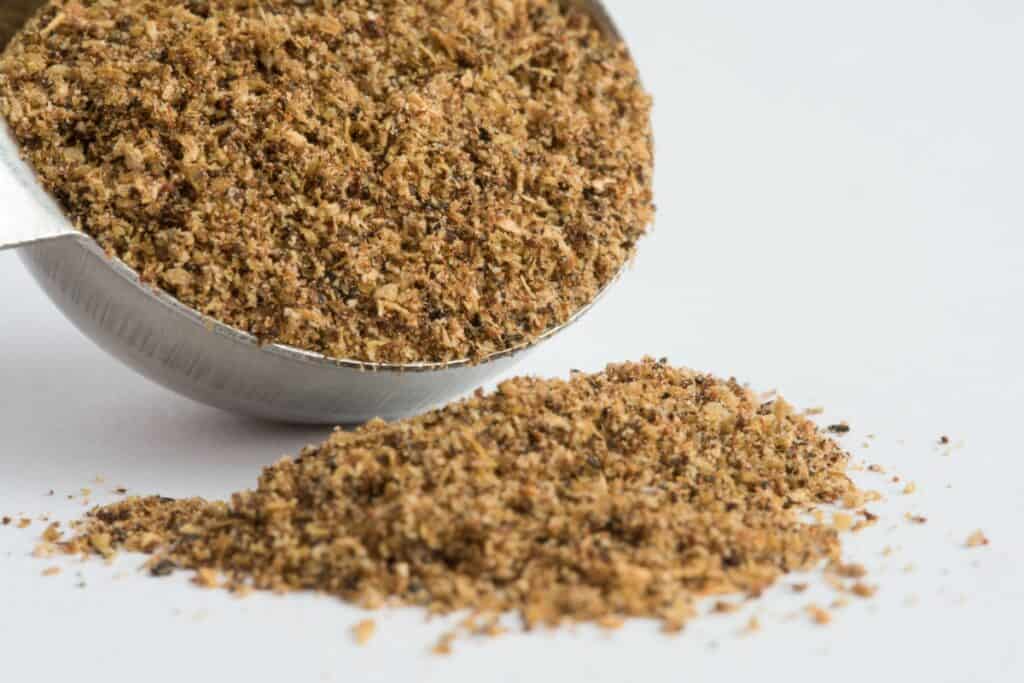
0,0,630,424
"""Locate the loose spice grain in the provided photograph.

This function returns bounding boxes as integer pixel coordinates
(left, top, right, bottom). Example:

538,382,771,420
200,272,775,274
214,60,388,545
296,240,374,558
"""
352,619,376,646
0,0,654,364
965,531,989,548
807,605,832,625
60,359,865,634
850,583,877,598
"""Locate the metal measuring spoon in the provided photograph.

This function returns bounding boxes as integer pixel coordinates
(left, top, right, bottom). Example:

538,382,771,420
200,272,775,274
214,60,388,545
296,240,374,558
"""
0,0,630,424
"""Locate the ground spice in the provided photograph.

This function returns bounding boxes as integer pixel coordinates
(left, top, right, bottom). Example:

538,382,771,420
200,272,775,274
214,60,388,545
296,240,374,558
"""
433,632,456,656
352,619,376,645
0,0,654,364
965,530,989,548
850,583,877,598
60,359,864,634
807,604,832,625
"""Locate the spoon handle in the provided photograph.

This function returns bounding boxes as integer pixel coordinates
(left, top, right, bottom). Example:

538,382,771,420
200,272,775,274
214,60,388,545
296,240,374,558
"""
1,2,82,251
0,121,79,252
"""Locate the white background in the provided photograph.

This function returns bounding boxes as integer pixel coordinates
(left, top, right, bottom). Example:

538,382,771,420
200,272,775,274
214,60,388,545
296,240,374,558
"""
1,1,1022,681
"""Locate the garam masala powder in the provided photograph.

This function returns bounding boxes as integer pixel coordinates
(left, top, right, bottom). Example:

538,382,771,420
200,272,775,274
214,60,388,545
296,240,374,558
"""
58,360,868,636
0,0,654,364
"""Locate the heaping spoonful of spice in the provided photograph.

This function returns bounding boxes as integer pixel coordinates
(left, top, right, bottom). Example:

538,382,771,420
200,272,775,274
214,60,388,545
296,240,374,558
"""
0,0,653,423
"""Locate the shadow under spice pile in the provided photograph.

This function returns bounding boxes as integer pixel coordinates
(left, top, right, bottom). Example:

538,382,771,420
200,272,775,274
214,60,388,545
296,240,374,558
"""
0,0,654,364
61,359,865,635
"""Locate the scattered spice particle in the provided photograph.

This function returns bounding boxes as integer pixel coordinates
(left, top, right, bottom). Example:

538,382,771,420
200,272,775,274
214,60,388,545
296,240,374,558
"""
433,632,456,657
17,518,31,529
851,512,878,533
56,360,868,637
805,406,825,416
712,601,741,614
791,583,809,594
850,583,878,598
827,423,851,435
807,605,832,625
352,619,377,646
1,516,10,526
0,0,654,365
192,568,220,589
903,482,917,495
906,514,928,525
32,543,57,558
939,436,950,445
832,562,868,579
824,573,846,593
744,616,761,634
114,488,128,495
965,531,990,548
41,566,61,577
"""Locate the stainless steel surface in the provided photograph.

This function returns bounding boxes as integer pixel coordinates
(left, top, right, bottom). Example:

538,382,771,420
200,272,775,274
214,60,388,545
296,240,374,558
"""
0,0,633,424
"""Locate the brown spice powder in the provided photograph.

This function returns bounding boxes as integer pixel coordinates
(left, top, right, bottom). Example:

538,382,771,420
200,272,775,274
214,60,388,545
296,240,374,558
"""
352,619,376,646
0,0,654,364
807,604,832,625
61,359,864,633
965,530,989,548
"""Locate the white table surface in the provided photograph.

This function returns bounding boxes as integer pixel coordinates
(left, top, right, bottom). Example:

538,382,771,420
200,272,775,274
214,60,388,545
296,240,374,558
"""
1,2,1022,681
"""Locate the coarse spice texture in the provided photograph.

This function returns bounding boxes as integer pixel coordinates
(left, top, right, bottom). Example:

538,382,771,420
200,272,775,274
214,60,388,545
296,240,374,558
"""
0,0,654,364
63,360,863,631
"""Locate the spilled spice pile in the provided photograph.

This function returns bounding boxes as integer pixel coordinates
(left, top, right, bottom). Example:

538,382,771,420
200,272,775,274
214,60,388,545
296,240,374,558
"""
0,0,654,364
59,359,867,633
